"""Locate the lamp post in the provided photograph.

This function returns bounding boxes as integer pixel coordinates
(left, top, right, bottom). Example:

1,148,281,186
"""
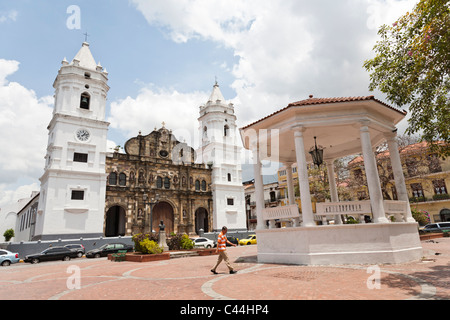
309,136,324,168
143,193,159,234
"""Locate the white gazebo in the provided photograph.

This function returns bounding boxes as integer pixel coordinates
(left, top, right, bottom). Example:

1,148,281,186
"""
240,95,422,265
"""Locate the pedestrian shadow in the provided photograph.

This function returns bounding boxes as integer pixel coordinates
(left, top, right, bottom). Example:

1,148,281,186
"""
234,255,258,263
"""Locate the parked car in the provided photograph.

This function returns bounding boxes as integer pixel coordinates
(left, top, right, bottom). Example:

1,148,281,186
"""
0,249,20,266
85,243,133,258
64,244,85,258
24,246,79,264
191,237,215,249
239,234,257,245
419,222,450,234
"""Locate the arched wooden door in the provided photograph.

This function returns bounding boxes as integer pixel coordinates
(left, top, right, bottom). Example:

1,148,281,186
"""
152,201,174,234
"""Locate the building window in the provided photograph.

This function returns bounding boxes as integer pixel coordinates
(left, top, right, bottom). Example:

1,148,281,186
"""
108,172,117,185
71,190,84,200
227,198,234,206
411,183,424,198
73,152,88,163
201,180,207,191
227,173,231,182
156,176,163,189
270,191,276,202
80,92,90,110
164,177,170,189
224,125,229,137
433,179,448,195
119,173,126,186
195,180,200,191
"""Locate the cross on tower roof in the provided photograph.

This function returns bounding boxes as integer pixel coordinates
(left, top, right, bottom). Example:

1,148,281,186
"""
83,31,90,42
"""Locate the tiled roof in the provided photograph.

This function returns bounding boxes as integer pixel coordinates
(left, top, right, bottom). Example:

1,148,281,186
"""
240,95,407,130
348,141,446,166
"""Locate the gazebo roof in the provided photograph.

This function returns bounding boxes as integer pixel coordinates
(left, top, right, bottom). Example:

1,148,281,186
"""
240,95,407,163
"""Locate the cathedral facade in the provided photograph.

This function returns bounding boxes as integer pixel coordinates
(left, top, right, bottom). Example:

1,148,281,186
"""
34,41,246,241
105,126,213,236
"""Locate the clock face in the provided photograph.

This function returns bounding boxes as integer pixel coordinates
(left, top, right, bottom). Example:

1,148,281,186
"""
76,129,90,142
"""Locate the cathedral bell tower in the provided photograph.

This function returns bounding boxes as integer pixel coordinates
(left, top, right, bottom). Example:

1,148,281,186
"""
197,82,246,231
34,42,110,240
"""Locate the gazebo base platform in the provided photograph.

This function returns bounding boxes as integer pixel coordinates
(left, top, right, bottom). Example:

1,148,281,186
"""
256,222,422,265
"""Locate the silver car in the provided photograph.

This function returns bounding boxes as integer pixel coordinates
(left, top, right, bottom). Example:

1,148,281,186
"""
0,249,20,266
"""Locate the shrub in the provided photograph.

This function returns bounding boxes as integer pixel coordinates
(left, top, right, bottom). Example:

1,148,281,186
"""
411,208,431,226
139,239,163,254
345,216,359,224
168,233,193,250
132,233,158,253
181,234,194,250
3,228,14,242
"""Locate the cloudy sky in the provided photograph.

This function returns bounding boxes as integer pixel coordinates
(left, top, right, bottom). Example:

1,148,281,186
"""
0,0,418,207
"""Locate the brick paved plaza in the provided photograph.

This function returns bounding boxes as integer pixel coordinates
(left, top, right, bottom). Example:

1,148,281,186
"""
0,238,448,303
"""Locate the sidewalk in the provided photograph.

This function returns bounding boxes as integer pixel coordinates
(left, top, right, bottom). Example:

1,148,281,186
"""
0,238,448,300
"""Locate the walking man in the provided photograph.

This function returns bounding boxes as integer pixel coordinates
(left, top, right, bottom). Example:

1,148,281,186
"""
211,226,237,274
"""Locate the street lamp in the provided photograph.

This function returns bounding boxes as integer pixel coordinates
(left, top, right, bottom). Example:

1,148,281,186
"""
309,136,324,168
143,193,159,233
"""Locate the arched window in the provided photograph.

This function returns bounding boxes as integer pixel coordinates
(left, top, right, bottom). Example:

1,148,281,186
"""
80,92,90,110
195,180,200,191
224,125,229,137
156,176,163,188
108,172,117,185
164,177,170,189
201,180,207,191
119,173,127,186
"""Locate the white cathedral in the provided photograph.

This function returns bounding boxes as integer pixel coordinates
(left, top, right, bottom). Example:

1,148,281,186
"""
31,42,246,240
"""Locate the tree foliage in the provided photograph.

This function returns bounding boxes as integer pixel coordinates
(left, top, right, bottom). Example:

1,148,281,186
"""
364,0,450,156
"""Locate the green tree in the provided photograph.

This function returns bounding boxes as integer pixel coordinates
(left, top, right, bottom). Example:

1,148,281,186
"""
364,0,450,156
3,229,14,242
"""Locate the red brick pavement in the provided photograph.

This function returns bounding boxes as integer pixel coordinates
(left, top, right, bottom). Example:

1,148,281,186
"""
0,238,448,301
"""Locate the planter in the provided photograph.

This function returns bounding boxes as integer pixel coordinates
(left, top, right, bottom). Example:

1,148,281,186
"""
109,252,170,262
420,233,444,241
196,248,218,256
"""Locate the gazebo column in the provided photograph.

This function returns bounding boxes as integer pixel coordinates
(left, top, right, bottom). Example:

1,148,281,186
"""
325,158,342,224
286,162,300,227
285,163,296,205
293,128,315,227
385,132,415,222
360,123,389,223
252,146,266,230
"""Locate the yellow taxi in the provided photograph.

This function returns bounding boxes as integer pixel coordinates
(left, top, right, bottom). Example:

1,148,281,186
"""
239,234,257,245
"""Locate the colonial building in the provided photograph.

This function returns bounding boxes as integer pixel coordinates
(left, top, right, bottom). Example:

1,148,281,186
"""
30,43,246,240
105,125,213,236
348,141,450,223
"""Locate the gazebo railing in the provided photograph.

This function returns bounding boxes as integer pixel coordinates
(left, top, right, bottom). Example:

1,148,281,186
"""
316,200,408,223
261,200,410,228
262,204,301,228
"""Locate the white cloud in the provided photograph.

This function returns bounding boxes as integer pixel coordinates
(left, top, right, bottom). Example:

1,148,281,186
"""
108,85,208,147
0,59,53,191
0,183,39,209
0,10,18,23
130,0,418,131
